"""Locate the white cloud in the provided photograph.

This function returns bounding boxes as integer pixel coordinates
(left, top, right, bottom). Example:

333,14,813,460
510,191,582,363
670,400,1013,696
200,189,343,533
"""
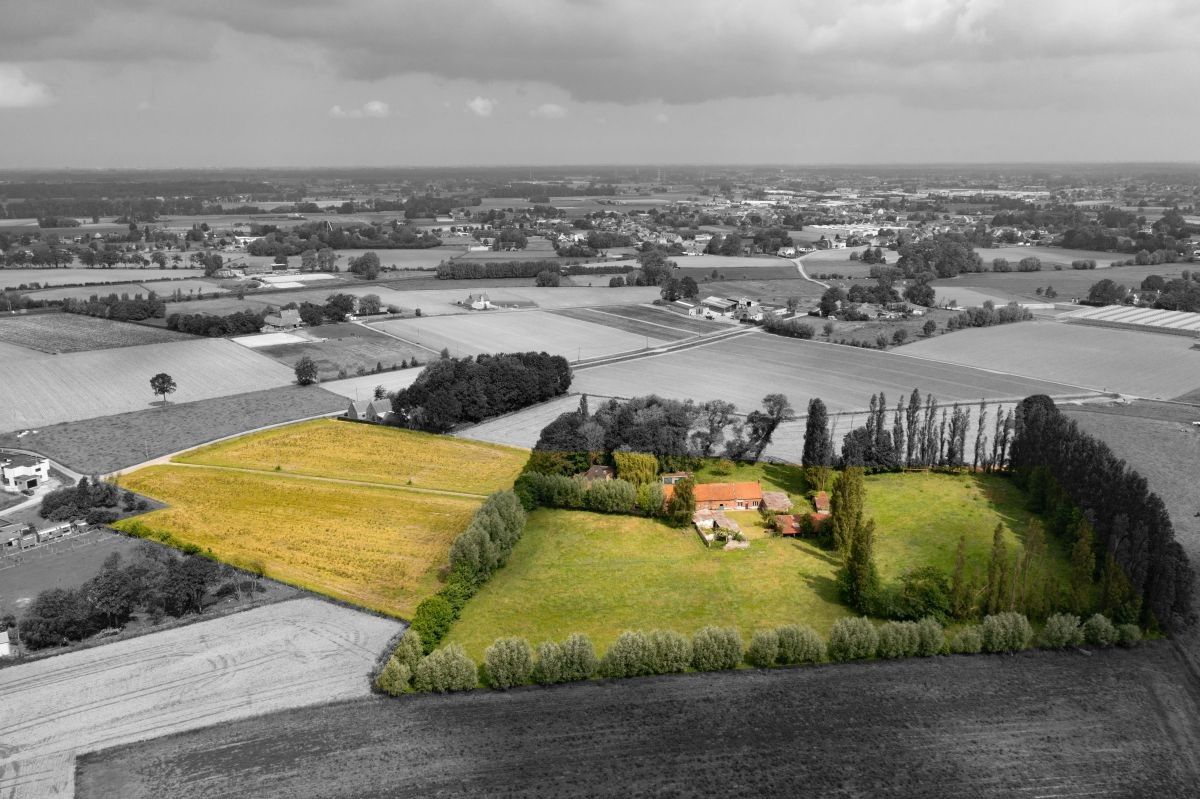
329,99,389,119
530,102,566,119
466,96,496,117
0,65,52,108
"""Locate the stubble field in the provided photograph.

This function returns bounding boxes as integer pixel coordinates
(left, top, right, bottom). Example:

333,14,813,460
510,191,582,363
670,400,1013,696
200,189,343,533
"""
74,645,1200,798
0,266,207,290
0,313,193,353
1,598,402,799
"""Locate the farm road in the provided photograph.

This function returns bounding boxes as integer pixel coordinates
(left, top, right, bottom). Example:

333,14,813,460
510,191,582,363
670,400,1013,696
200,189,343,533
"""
0,598,402,799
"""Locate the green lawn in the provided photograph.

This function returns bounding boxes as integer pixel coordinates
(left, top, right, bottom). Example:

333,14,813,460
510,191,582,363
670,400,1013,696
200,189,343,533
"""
444,467,1068,661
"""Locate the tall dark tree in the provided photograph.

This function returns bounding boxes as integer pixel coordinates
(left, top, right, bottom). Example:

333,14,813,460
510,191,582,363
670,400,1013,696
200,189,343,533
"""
801,398,832,468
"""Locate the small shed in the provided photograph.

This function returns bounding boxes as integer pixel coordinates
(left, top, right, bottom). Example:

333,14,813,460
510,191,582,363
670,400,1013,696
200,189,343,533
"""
582,465,615,482
761,491,792,512
772,514,803,536
812,491,831,514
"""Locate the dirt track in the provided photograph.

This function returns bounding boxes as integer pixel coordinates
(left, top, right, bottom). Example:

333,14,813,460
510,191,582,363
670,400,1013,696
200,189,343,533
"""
0,598,401,799
76,645,1200,798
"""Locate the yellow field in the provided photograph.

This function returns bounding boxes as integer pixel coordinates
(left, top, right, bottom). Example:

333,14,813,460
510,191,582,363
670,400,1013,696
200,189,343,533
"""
176,418,527,495
117,466,480,617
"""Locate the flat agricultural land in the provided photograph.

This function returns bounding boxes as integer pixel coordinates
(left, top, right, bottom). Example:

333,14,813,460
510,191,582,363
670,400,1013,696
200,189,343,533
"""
372,310,655,361
456,394,582,449
176,418,526,495
0,385,347,475
1,598,402,799
572,331,1082,415
115,421,525,615
0,266,207,290
76,646,1200,798
252,323,421,380
23,278,223,303
900,321,1200,399
0,338,296,432
445,470,1054,661
549,305,722,341
687,276,827,303
0,313,193,353
933,262,1194,304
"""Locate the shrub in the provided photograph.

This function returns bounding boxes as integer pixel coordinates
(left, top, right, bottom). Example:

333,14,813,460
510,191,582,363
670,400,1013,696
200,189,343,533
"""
950,626,983,654
1082,614,1117,647
601,630,654,678
647,630,691,674
1040,613,1083,649
691,626,743,671
915,617,945,657
375,657,412,696
484,637,534,689
393,629,424,672
412,644,478,693
981,612,1032,653
409,596,455,652
635,482,665,516
827,617,878,662
559,633,600,681
776,624,824,665
1116,623,1142,648
876,621,921,659
745,629,780,668
585,478,638,514
534,640,565,685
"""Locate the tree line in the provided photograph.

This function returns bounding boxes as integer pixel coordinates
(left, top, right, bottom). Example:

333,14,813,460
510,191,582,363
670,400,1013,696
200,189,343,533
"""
166,310,265,337
61,292,166,321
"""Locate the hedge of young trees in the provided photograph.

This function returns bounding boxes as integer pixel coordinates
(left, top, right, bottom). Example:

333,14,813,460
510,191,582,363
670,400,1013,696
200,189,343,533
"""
376,608,1141,695
1009,395,1195,633
388,352,571,433
944,301,1032,331
61,292,165,321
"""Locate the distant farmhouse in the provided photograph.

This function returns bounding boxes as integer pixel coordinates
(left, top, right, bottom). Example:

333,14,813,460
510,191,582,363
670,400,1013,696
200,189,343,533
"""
262,309,302,333
345,399,393,424
462,293,497,311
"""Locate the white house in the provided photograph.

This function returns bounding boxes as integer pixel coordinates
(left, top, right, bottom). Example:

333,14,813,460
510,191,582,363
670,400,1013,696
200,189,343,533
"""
0,453,49,493
464,293,497,310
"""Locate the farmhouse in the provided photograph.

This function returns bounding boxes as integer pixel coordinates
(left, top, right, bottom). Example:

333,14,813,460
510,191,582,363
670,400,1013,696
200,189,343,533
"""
1,452,49,493
345,399,393,423
700,296,737,318
463,293,497,311
262,309,302,333
761,491,792,512
582,465,615,482
1,518,26,548
664,481,763,511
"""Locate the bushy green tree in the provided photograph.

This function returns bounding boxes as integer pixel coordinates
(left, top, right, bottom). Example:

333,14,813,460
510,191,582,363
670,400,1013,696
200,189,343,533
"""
949,626,983,654
838,519,880,613
745,629,780,667
412,644,478,693
613,452,658,485
1116,624,1142,647
875,621,921,659
1040,613,1083,649
375,657,412,696
915,617,945,656
559,633,600,681
984,523,1009,615
776,624,825,665
393,629,424,672
585,479,638,514
647,630,691,674
484,637,534,689
601,631,654,678
981,612,1032,653
829,467,864,557
690,627,743,671
826,617,878,661
1069,518,1096,615
1082,613,1117,647
409,596,455,652
666,477,696,525
636,482,665,516
534,640,565,685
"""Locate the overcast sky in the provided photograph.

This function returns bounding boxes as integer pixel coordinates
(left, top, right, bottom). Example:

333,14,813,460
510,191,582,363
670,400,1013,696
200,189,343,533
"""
1,0,1198,169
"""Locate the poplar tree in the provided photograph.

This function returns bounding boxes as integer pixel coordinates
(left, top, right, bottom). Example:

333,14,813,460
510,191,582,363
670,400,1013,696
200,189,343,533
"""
830,467,865,557
950,534,972,619
985,523,1009,614
905,388,922,465
1069,517,1096,615
973,400,988,472
839,518,879,613
892,395,906,468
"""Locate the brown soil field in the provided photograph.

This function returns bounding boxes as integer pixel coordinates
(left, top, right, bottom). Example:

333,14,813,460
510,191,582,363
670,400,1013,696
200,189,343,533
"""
0,384,347,474
2,598,403,799
75,646,1200,798
0,313,194,353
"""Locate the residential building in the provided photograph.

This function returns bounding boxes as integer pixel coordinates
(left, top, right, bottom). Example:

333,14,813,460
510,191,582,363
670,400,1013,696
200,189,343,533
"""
664,481,763,511
0,452,49,493
464,293,497,310
261,309,302,333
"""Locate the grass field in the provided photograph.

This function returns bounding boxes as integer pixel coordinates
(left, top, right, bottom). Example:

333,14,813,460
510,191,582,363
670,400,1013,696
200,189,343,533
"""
2,598,401,799
691,276,826,303
572,331,1080,415
900,321,1200,398
933,262,1194,304
1,266,207,290
372,310,655,361
75,646,1200,799
597,304,729,334
176,418,527,495
116,466,481,616
0,313,193,353
0,385,347,475
114,420,526,616
444,468,1057,661
550,306,709,341
0,338,296,432
255,323,421,379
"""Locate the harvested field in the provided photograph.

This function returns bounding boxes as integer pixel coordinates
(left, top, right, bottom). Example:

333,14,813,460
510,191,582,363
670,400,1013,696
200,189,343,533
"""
0,338,296,432
373,310,653,361
0,313,192,353
23,279,223,303
933,262,1193,304
667,254,789,270
573,332,1082,415
2,598,402,799
0,266,207,290
550,307,700,341
76,645,1200,798
116,465,481,616
318,368,424,400
254,324,421,380
0,385,347,475
900,321,1200,398
177,419,526,495
597,303,730,334
688,276,826,303
456,394,582,449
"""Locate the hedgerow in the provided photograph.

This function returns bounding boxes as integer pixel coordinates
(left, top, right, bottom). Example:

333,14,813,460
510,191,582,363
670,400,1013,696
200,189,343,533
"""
827,617,878,662
691,627,743,672
776,624,824,665
484,637,534,689
1040,613,1083,649
981,612,1033,653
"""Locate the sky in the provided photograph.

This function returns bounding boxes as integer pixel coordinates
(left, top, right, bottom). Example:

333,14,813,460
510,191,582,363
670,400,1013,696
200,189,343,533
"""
1,0,1198,169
